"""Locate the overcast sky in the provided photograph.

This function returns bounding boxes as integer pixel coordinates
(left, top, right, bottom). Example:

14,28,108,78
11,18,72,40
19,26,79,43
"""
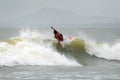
0,0,120,22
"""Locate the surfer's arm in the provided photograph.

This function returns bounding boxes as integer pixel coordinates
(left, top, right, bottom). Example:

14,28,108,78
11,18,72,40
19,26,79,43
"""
51,26,59,34
51,26,56,31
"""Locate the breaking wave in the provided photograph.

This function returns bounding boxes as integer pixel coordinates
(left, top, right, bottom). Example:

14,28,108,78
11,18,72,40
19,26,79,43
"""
0,29,80,66
0,29,120,66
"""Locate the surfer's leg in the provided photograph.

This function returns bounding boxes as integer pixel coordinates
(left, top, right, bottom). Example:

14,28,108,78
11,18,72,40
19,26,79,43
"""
57,41,62,48
58,41,60,44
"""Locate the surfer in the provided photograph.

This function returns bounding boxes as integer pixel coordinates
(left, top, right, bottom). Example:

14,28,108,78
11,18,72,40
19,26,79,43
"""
51,26,64,44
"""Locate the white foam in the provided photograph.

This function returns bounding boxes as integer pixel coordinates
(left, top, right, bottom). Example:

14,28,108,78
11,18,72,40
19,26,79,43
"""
0,29,80,66
86,40,120,60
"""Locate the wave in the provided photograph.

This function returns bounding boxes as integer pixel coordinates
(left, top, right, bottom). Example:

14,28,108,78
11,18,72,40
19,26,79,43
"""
86,40,120,60
0,29,120,66
0,29,80,66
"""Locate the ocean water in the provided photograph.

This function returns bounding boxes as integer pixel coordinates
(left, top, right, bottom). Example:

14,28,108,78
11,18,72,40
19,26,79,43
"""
0,27,120,80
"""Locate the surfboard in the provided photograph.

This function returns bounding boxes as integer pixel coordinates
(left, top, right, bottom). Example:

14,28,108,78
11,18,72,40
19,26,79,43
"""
65,36,76,42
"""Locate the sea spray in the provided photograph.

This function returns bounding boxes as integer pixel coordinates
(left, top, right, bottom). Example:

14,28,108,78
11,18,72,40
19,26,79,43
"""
76,31,120,61
1,28,120,66
0,29,80,66
85,40,120,60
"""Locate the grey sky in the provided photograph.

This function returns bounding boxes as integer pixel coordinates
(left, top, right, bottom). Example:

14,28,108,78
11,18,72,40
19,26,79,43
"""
0,0,120,22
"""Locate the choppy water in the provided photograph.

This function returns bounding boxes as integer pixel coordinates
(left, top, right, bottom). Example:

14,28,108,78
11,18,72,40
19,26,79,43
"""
1,66,120,80
0,27,120,80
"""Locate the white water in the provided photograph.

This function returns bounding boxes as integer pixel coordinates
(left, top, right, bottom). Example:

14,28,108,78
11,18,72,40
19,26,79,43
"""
0,29,80,66
0,29,120,66
86,40,120,60
77,32,120,61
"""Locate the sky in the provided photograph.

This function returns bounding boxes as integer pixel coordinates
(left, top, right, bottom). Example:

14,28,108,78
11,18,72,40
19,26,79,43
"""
0,0,120,22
